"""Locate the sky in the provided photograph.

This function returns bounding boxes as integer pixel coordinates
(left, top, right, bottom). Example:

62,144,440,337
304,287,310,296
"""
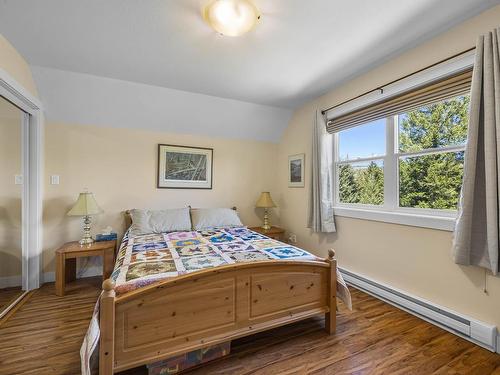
338,118,386,161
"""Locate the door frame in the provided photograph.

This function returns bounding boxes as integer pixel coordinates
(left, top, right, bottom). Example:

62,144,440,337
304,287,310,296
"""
0,67,43,291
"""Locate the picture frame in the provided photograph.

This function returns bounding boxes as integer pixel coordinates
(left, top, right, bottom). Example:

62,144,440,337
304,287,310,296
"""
157,144,213,189
288,153,305,187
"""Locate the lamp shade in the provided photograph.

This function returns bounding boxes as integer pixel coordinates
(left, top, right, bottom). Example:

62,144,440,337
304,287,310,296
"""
67,192,103,216
255,192,276,208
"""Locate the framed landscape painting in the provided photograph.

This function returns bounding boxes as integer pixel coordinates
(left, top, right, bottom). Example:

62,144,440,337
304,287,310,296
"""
157,144,213,189
288,153,305,187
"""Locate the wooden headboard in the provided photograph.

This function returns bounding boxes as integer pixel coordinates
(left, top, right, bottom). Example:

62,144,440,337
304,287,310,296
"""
124,206,238,232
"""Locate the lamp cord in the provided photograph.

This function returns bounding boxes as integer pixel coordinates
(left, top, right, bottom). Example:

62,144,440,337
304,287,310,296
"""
483,269,488,295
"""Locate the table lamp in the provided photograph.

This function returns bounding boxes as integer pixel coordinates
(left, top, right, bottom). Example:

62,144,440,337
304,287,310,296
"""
255,192,277,230
67,191,103,245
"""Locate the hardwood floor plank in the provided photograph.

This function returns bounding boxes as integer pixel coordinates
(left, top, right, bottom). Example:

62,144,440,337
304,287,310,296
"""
432,346,500,375
0,278,498,375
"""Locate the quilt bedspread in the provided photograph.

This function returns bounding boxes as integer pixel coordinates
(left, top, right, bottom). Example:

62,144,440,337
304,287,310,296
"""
111,226,320,295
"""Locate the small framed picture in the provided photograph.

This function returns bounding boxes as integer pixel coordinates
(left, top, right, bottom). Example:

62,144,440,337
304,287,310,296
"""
157,144,213,189
288,153,305,187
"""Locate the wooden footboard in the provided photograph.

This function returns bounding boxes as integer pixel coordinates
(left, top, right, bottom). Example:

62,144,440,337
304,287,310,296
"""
99,250,337,374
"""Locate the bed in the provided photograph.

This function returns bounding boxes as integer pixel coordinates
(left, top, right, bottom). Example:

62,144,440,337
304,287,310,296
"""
85,211,351,374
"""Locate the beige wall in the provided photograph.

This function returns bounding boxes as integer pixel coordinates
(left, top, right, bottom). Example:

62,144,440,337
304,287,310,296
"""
0,97,23,280
43,122,279,273
0,34,38,98
277,5,500,328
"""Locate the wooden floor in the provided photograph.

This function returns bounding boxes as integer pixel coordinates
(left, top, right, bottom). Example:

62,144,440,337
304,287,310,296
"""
0,278,498,375
0,286,23,314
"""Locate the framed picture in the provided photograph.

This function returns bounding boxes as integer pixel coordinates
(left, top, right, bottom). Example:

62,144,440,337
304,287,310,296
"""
288,153,305,187
157,144,213,189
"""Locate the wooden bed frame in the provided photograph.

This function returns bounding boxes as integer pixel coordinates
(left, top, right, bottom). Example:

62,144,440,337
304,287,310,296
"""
98,211,337,374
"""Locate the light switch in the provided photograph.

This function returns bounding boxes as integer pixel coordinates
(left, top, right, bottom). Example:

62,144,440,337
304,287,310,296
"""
50,175,60,185
14,175,23,185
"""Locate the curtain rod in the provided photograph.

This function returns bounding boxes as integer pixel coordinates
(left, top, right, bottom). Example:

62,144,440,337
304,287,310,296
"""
321,46,476,115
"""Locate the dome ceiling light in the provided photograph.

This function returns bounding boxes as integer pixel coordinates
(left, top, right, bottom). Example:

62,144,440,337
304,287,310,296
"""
202,0,260,37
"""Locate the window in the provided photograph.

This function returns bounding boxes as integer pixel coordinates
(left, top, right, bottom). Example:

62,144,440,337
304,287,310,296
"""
331,78,470,229
337,120,385,205
398,95,468,210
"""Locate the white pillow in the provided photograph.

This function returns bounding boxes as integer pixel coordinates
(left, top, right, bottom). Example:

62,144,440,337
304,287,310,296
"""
191,208,243,230
129,208,192,236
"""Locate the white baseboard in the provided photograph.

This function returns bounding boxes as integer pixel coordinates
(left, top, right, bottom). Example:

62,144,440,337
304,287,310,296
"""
339,267,498,353
0,274,22,289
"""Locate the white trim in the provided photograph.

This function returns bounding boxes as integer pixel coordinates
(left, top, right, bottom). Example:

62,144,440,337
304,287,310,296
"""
339,267,498,352
0,67,44,291
333,206,456,231
398,144,466,158
21,112,29,291
325,50,475,120
384,116,397,211
0,290,29,320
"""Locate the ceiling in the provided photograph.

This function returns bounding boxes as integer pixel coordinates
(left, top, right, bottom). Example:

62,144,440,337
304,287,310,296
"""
1,0,499,108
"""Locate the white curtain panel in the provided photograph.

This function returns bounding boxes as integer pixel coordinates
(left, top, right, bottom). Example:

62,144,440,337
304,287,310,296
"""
307,110,336,233
453,28,500,275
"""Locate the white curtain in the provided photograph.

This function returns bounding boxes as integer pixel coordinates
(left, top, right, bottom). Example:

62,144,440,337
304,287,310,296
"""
452,28,500,275
307,110,336,233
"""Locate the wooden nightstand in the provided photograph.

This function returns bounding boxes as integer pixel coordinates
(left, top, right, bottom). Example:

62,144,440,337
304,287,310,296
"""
55,240,116,296
249,226,286,242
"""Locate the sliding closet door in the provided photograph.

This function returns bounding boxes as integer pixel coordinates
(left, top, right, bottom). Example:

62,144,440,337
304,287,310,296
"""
0,96,25,315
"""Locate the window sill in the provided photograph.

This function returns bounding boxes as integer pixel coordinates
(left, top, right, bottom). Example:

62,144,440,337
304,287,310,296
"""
333,206,456,231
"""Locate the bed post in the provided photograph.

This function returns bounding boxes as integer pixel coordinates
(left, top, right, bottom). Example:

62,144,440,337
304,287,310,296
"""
100,279,116,375
325,249,337,334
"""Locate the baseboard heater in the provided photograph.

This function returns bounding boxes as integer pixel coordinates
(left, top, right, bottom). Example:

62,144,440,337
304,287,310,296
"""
339,267,498,353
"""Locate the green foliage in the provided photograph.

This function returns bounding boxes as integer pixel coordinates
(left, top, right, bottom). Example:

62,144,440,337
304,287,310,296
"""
339,164,359,203
398,96,468,209
399,96,469,152
339,161,384,205
338,96,469,210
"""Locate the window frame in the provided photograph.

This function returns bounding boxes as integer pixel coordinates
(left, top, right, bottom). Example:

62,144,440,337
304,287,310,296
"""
333,111,466,231
327,52,474,231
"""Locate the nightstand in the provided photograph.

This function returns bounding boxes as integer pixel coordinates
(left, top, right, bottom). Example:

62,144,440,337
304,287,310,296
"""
55,240,116,296
249,226,286,242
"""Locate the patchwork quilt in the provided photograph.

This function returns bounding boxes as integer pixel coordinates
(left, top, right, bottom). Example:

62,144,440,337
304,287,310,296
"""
111,226,319,295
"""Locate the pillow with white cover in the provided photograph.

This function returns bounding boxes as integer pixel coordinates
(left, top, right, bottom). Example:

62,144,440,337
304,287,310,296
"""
191,208,243,230
129,207,192,236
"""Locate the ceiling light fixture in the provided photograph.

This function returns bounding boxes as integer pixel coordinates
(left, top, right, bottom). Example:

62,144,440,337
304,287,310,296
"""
202,0,260,37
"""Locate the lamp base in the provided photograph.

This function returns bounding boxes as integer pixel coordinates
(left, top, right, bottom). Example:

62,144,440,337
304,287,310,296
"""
79,237,95,246
79,215,94,246
261,208,271,230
